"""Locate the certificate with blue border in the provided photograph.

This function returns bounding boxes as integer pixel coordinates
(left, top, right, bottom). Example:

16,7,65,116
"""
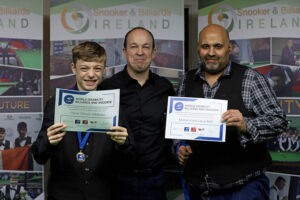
54,88,119,133
165,96,228,142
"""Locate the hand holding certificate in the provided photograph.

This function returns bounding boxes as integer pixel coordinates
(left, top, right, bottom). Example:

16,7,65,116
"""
165,96,228,142
54,88,119,133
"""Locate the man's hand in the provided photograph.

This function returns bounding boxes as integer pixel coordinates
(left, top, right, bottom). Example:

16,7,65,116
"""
282,196,288,200
47,123,67,145
177,145,192,165
106,126,128,145
222,109,246,132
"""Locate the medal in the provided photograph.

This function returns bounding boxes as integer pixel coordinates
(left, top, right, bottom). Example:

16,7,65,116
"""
76,131,91,163
76,150,86,163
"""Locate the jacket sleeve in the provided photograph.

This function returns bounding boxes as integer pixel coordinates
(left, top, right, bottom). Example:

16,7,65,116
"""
30,97,59,164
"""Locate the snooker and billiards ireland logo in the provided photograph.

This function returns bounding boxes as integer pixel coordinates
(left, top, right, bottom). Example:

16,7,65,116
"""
61,3,93,34
208,4,237,32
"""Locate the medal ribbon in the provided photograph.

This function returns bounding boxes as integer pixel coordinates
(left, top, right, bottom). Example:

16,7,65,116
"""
70,86,91,152
77,132,91,151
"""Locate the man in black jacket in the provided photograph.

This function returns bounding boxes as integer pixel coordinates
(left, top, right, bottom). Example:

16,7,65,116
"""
176,24,287,200
31,41,129,200
99,27,175,200
15,122,32,148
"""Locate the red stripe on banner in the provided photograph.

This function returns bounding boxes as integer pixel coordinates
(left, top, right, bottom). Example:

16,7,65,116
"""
2,146,29,170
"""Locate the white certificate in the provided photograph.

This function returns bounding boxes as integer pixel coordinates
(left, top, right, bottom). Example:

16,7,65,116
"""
54,88,119,133
165,96,228,142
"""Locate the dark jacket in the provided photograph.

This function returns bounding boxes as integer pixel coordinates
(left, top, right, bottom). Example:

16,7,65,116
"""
31,96,117,200
15,137,31,148
281,46,295,66
0,140,10,150
183,63,271,187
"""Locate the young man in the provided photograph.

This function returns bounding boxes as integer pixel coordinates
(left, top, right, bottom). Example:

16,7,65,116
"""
15,122,32,147
269,176,288,200
177,24,287,200
31,42,128,200
99,27,175,200
0,127,10,150
0,173,31,200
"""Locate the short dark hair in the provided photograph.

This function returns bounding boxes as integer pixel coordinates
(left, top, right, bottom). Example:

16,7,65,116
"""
0,127,5,133
10,173,19,179
270,66,285,80
123,27,155,49
275,176,286,184
17,122,27,130
72,41,106,65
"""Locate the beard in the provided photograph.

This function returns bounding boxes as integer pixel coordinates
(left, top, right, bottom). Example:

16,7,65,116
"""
201,56,227,75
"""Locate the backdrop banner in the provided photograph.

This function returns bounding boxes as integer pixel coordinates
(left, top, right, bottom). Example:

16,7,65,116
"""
50,0,184,95
0,0,43,199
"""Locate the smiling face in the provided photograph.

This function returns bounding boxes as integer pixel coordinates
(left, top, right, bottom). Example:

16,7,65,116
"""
277,179,286,190
18,127,27,138
123,28,156,76
10,176,19,187
198,24,232,75
71,59,105,91
0,131,5,141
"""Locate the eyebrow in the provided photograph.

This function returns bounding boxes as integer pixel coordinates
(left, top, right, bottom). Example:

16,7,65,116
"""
201,43,224,46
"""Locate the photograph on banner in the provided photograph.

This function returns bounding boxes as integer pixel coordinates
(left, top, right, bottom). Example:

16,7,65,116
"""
272,38,300,67
266,172,300,200
230,38,270,67
0,38,42,70
103,38,183,70
50,39,183,95
267,116,300,175
50,75,76,97
0,113,43,171
0,66,42,96
51,39,183,72
0,171,43,199
254,65,300,97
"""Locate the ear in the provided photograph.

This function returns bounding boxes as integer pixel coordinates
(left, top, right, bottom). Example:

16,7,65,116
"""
122,48,127,57
71,63,77,75
228,42,232,54
151,48,157,60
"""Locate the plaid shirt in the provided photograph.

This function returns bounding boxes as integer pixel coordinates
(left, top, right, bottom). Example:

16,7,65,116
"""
176,62,288,190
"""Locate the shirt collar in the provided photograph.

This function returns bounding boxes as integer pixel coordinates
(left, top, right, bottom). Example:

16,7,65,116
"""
194,61,232,81
71,84,79,90
121,65,156,85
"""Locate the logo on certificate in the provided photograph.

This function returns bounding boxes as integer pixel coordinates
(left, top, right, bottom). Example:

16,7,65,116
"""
174,102,184,111
184,127,189,132
75,120,80,124
191,127,196,132
64,95,74,104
